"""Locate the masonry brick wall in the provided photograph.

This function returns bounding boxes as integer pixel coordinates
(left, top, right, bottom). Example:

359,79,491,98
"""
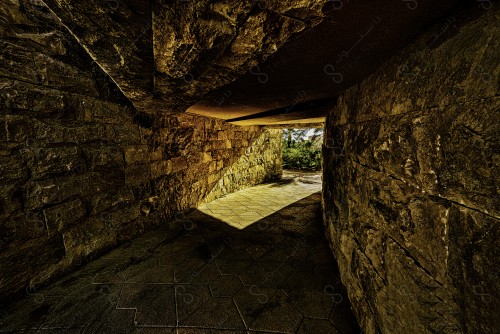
322,6,499,334
0,0,281,302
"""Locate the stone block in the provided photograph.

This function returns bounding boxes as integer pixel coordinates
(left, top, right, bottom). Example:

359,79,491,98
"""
217,131,229,140
103,201,142,228
125,163,150,186
329,10,499,126
208,161,217,174
0,0,285,302
83,145,123,169
0,155,26,182
210,140,226,150
62,217,117,259
202,152,212,163
0,81,65,115
151,160,171,178
216,160,224,171
170,156,187,173
90,188,135,215
106,123,142,144
0,233,65,300
337,97,499,218
208,172,220,184
27,146,84,180
150,148,163,161
43,199,86,236
124,145,149,165
0,184,22,222
85,101,130,124
232,139,243,148
24,175,88,210
3,211,47,241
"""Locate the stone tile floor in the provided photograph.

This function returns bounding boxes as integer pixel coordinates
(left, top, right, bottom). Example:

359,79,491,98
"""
0,182,360,333
198,171,322,229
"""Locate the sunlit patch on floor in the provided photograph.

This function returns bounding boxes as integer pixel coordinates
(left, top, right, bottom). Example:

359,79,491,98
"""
198,172,322,229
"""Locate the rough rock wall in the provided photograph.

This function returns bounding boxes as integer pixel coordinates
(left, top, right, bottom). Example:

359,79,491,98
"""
204,129,282,203
0,0,281,302
322,6,499,334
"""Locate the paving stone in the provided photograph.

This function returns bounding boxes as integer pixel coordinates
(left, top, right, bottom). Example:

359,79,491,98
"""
259,261,295,287
91,258,134,283
215,259,253,276
245,244,275,260
233,286,278,328
216,247,254,261
258,245,293,262
102,238,162,259
0,296,61,331
286,256,317,272
314,265,343,286
175,285,212,325
287,289,336,319
307,244,335,265
238,263,273,287
37,272,96,298
179,297,246,330
117,284,176,327
132,328,176,334
126,258,175,284
330,301,362,334
19,329,85,334
297,318,341,334
80,308,136,333
1,190,359,333
282,271,326,291
41,284,123,329
209,275,243,297
178,329,246,334
175,260,220,284
249,290,303,333
197,176,321,228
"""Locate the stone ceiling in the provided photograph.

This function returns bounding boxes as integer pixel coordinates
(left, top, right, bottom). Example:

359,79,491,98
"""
41,0,462,125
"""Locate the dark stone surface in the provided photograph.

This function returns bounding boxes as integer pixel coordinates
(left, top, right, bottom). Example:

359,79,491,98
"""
322,5,499,334
0,193,360,334
38,0,328,114
0,0,281,303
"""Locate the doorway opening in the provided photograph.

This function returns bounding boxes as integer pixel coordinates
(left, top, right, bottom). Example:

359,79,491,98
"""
281,127,323,186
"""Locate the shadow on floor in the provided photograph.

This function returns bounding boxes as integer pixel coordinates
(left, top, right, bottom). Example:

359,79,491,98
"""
267,178,295,187
0,193,360,334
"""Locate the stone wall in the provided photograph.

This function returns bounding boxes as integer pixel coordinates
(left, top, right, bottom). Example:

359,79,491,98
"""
322,6,499,334
204,129,282,203
0,0,281,303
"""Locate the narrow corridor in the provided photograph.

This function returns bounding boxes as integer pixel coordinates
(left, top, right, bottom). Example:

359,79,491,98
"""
1,180,360,334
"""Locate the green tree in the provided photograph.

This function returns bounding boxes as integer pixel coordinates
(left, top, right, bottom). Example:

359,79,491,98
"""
282,128,323,170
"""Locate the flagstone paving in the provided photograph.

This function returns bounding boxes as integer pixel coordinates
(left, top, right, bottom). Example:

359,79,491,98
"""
198,171,322,229
0,188,360,333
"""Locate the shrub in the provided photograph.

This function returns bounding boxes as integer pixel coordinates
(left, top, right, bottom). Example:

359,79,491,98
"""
282,129,322,170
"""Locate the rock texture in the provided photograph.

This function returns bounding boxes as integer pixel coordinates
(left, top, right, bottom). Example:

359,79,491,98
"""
322,6,499,334
204,129,282,203
39,0,328,113
152,0,326,110
40,0,155,108
0,0,281,302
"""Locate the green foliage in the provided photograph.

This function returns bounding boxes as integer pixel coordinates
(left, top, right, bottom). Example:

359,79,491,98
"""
282,128,322,170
